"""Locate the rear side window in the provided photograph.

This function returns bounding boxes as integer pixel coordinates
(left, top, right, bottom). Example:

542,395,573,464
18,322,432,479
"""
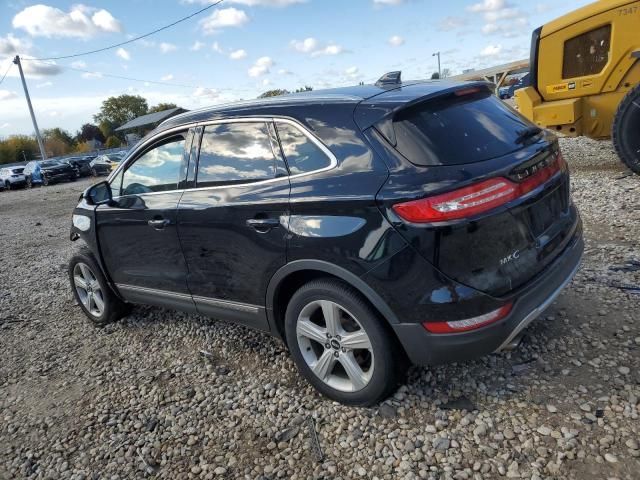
197,122,276,187
562,24,611,79
393,90,532,166
276,122,331,174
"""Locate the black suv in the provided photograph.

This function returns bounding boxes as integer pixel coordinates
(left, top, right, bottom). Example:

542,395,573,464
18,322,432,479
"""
69,74,583,405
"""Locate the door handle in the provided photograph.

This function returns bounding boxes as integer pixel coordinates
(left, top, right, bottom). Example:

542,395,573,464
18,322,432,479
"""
246,218,280,232
148,219,171,230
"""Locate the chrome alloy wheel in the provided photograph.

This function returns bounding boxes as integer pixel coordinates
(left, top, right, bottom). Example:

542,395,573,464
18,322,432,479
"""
73,262,105,318
296,300,374,392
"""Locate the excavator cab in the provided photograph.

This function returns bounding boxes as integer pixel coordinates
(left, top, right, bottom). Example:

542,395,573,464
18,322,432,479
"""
515,0,640,173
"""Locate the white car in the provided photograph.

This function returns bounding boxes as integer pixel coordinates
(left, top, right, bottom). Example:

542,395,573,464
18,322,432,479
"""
0,166,27,190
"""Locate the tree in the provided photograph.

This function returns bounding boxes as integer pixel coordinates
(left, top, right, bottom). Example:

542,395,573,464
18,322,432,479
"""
148,103,178,113
258,89,289,98
431,72,440,79
76,123,106,144
105,136,122,149
45,138,71,157
0,135,39,165
94,94,149,128
43,127,74,146
441,68,452,79
294,86,313,93
98,119,116,140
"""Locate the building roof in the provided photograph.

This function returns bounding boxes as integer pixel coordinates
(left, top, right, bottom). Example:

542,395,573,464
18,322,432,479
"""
115,107,187,132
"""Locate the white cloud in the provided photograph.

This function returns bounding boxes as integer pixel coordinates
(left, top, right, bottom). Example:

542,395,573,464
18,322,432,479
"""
194,87,220,100
388,35,404,47
161,74,174,81
438,16,467,31
262,78,271,86
212,41,224,53
12,4,122,38
71,60,87,69
468,0,508,12
229,49,247,60
19,58,62,77
0,90,18,101
480,44,502,56
160,43,178,54
116,48,130,61
0,123,10,129
0,34,30,56
290,38,345,57
190,41,206,51
184,0,304,6
248,56,273,77
200,7,249,34
81,71,103,79
277,68,292,75
36,81,53,88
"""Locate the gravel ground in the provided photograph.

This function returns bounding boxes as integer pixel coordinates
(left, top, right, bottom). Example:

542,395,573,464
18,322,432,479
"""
1,137,639,480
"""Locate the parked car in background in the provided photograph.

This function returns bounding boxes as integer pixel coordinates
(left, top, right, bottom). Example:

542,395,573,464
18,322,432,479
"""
0,166,27,190
64,156,96,177
24,159,77,187
69,74,583,405
90,152,125,176
500,73,530,100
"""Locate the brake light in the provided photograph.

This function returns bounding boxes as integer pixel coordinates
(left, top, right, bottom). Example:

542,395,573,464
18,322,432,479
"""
423,303,513,333
393,152,564,223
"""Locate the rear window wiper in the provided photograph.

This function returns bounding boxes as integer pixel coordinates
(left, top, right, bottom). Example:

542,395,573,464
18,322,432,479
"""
515,126,542,144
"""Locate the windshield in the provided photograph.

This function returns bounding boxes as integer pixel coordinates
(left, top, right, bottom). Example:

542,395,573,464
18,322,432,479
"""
12,168,24,174
393,90,532,166
40,160,62,167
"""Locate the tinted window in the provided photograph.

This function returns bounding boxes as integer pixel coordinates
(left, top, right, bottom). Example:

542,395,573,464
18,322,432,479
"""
197,122,276,187
393,90,531,166
121,135,185,196
276,123,331,174
562,24,611,79
12,168,24,174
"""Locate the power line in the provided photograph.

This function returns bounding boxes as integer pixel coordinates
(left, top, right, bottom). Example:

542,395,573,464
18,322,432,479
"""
23,0,224,62
0,62,13,86
66,65,208,89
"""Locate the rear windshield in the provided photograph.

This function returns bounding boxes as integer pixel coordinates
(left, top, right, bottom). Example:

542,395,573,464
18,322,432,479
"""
393,90,533,166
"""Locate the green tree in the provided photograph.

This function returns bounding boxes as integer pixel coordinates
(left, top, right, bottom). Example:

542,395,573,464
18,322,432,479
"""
98,119,116,140
94,94,149,128
76,123,106,144
43,127,74,146
258,89,289,99
148,103,178,113
105,136,122,149
431,72,440,79
0,135,39,165
294,86,313,93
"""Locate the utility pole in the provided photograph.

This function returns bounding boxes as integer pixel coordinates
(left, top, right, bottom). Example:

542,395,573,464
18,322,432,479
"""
13,55,47,160
432,51,441,78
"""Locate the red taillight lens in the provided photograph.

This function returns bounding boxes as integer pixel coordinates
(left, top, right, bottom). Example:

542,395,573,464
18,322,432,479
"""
392,152,564,223
423,303,513,333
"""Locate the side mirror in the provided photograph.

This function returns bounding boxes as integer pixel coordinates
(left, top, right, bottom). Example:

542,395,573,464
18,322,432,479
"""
86,181,112,206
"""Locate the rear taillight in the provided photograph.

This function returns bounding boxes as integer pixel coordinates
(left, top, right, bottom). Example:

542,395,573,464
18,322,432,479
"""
392,151,564,223
423,303,513,333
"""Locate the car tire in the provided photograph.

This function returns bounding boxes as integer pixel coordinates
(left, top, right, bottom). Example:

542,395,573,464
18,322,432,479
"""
612,83,640,174
284,278,406,406
68,247,130,327
91,168,97,177
26,176,33,188
5,181,10,191
42,175,49,186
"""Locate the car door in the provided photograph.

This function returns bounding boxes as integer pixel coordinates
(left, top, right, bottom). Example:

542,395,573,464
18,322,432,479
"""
95,130,196,312
177,120,290,330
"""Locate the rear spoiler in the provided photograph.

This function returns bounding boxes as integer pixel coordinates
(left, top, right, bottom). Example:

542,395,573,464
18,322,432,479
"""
355,81,492,146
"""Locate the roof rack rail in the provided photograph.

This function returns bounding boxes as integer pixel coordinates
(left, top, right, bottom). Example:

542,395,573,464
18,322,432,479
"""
375,71,401,87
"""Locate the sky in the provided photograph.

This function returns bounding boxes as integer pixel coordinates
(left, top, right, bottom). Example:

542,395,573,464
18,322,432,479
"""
0,0,593,136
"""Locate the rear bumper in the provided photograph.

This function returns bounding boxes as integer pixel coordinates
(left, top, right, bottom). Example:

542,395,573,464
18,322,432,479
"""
392,228,583,366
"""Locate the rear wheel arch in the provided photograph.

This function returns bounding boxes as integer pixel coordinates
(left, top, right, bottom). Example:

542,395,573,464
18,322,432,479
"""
266,260,401,340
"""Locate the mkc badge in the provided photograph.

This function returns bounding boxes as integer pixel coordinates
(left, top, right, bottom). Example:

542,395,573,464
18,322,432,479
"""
500,250,520,266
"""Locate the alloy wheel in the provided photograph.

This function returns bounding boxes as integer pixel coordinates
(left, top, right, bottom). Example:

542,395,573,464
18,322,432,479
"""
73,262,105,318
296,299,374,392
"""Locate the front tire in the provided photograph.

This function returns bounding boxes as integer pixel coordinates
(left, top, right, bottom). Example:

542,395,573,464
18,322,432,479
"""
68,247,129,326
42,175,49,186
612,83,640,174
284,279,405,406
26,176,33,188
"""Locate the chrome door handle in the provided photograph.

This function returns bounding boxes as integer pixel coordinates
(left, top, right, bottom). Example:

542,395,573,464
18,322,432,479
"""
246,218,280,232
148,219,170,230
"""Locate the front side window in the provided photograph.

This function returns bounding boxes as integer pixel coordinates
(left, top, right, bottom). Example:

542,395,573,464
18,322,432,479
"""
196,122,276,187
562,24,611,79
276,122,331,174
120,135,185,196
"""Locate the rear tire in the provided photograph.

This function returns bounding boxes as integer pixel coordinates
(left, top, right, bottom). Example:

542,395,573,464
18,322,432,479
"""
284,279,405,406
612,83,640,174
68,247,130,326
42,176,49,186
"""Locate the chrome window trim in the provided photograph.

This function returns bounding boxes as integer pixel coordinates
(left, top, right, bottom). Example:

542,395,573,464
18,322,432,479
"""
116,284,261,313
108,116,337,199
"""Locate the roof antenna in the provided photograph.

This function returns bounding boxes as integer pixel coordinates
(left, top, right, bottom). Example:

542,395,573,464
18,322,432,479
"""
375,71,401,87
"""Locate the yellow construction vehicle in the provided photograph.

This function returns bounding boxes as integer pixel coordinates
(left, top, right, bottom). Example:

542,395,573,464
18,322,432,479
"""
515,0,640,173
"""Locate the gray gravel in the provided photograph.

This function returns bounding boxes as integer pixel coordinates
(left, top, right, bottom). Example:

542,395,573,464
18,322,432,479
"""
1,137,639,479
